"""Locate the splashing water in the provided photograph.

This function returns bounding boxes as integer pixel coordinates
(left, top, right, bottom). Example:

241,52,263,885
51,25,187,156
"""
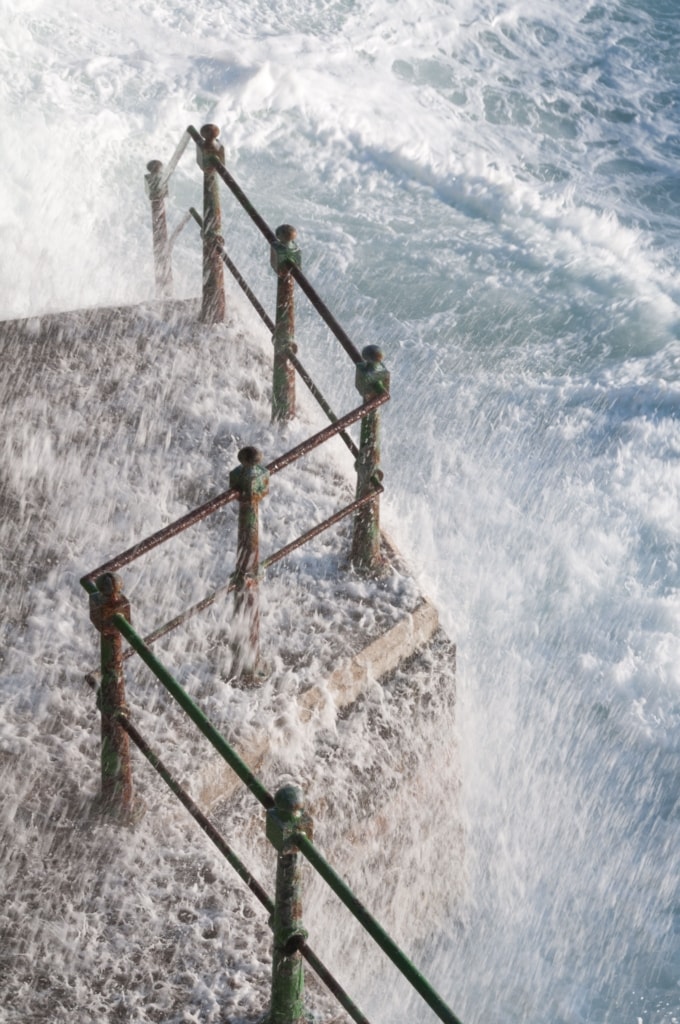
1,0,679,1022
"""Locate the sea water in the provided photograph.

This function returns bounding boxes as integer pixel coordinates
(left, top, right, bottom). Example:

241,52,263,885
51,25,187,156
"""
1,0,678,1021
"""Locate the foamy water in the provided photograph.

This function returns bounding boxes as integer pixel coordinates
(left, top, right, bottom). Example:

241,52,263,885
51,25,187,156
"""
1,0,679,1022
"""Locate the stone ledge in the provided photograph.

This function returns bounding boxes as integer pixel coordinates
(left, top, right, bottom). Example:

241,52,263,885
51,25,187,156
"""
196,598,442,808
299,598,439,720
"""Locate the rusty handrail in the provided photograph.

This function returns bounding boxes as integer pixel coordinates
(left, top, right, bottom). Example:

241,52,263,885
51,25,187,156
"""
188,206,360,461
81,393,386,588
187,125,362,365
105,483,384,662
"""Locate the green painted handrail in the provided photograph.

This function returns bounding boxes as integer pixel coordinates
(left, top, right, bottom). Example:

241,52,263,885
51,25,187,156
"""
107,615,463,1024
111,705,372,1024
111,613,274,810
295,833,464,1024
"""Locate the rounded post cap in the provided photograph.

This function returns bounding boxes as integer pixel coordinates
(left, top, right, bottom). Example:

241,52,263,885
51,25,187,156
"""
238,446,263,467
275,224,297,244
200,124,221,143
274,784,305,817
362,344,384,365
96,572,123,598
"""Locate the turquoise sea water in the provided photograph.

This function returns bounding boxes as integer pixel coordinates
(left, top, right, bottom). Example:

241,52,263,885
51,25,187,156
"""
1,0,678,1021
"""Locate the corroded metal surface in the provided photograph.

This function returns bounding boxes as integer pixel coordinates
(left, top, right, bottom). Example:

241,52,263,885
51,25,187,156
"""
188,207,359,457
229,447,270,677
144,159,173,298
196,124,226,323
271,224,301,423
351,346,391,573
266,786,313,1024
89,572,133,818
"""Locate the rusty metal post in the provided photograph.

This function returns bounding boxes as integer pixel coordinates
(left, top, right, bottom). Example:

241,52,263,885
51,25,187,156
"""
270,225,301,422
144,160,173,298
229,446,270,677
89,573,133,818
196,124,226,323
266,785,313,1024
351,345,390,573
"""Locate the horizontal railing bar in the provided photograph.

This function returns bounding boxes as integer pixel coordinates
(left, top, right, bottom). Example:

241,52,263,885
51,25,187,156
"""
121,489,381,657
107,695,373,1024
261,486,383,571
187,125,361,365
110,488,380,661
112,613,275,810
80,485,239,586
300,945,373,1024
287,262,362,366
288,358,360,460
295,833,464,1024
267,392,388,477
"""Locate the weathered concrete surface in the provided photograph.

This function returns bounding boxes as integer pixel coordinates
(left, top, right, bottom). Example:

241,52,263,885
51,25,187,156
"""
1,297,461,1024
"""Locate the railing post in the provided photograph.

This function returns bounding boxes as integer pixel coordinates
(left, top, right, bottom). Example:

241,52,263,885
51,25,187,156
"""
89,572,133,818
144,159,173,298
351,345,390,574
229,446,270,677
270,224,301,422
196,123,226,324
265,785,313,1024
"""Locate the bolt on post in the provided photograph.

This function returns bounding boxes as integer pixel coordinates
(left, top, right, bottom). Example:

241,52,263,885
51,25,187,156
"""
229,446,270,679
265,785,313,1024
89,572,134,820
144,159,173,299
351,345,390,574
196,123,226,323
270,224,301,423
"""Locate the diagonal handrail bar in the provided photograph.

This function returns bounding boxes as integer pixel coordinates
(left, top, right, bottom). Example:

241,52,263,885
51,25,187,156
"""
108,484,383,661
160,129,192,187
98,695,372,1024
80,392,387,588
79,485,237,592
295,835,464,1024
112,612,275,809
187,125,362,366
108,612,464,1024
260,484,383,572
266,391,387,476
188,206,360,461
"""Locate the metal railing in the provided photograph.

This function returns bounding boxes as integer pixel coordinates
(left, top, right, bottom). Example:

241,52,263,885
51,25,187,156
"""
83,603,464,1024
86,122,397,818
77,123,467,1024
145,122,390,571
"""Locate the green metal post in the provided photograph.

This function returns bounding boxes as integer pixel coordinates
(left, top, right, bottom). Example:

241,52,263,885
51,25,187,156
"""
144,159,173,298
265,785,313,1024
351,345,390,573
89,572,133,818
229,446,270,678
270,224,301,422
196,123,226,323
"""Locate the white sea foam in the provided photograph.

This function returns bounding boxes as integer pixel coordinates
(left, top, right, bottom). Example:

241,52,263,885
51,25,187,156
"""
1,0,679,1021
